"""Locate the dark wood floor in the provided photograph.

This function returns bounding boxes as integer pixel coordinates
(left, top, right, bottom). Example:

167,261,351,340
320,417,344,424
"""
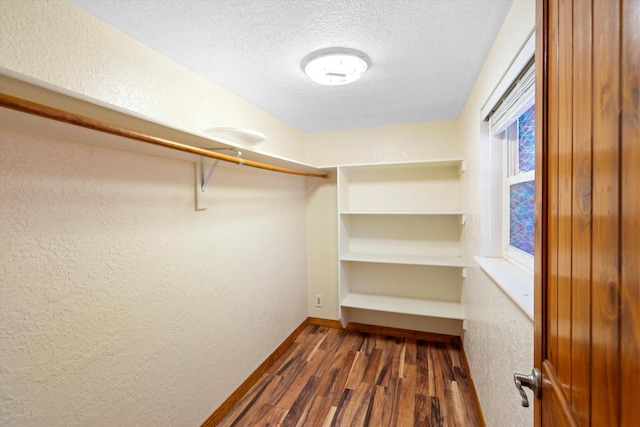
216,325,480,426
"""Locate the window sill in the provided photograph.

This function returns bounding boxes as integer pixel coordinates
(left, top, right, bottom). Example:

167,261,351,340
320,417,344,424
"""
474,256,534,321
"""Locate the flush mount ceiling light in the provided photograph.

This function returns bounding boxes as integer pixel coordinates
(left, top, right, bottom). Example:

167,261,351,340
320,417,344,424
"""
302,47,370,86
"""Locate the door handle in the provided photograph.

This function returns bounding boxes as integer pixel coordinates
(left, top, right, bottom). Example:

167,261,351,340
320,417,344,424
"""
514,368,541,407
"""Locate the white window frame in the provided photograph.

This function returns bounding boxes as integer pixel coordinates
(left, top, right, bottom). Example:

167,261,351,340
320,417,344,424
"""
479,31,536,274
476,30,536,319
501,99,535,272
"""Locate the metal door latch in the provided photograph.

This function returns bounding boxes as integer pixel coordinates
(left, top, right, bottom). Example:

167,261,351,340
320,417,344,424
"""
514,368,541,407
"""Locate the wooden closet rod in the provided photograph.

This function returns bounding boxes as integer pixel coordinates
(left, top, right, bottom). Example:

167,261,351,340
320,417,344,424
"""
0,93,327,178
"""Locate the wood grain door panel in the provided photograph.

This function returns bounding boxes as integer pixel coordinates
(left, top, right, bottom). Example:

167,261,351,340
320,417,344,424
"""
535,0,639,425
541,362,578,427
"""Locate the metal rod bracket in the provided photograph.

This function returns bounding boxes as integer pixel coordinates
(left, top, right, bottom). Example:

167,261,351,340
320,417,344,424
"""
200,156,219,192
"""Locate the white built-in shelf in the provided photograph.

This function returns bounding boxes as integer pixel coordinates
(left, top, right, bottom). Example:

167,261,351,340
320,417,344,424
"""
340,212,466,224
341,293,466,320
337,157,467,332
340,252,465,267
322,158,467,172
0,71,325,177
340,211,464,216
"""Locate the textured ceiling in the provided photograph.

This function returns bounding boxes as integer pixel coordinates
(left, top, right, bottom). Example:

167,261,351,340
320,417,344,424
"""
68,0,513,133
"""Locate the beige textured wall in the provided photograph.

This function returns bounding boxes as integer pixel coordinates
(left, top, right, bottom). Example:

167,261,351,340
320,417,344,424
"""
305,120,461,166
306,171,339,319
0,0,308,425
458,1,535,426
0,132,308,426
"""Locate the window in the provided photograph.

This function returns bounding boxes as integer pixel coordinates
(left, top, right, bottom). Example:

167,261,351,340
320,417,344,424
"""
481,32,535,274
502,101,535,271
476,32,535,318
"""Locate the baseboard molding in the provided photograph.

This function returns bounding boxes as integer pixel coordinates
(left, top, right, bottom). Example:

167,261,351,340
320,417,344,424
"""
307,316,342,329
201,317,485,426
458,338,487,427
200,317,310,427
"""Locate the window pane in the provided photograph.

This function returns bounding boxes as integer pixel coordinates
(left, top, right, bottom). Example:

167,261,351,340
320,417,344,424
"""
518,105,535,173
510,180,535,255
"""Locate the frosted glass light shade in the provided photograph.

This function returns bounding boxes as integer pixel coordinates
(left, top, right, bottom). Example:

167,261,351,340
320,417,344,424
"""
302,48,370,86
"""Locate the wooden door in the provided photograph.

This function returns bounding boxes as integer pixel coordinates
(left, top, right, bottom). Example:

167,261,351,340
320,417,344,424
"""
534,0,639,426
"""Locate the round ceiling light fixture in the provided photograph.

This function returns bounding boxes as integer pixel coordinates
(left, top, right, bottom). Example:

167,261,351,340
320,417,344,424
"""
301,47,370,86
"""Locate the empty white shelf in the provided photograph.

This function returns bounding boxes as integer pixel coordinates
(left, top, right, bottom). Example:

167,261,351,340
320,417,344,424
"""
340,252,465,267
341,293,466,320
339,211,464,216
324,159,466,170
0,73,326,177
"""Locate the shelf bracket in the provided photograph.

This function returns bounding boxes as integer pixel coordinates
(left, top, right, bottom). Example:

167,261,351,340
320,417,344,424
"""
196,148,244,211
195,156,218,211
199,148,244,193
200,156,219,193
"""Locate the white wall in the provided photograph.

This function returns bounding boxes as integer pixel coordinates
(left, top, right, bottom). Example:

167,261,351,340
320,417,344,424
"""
0,132,308,426
306,120,461,167
306,170,339,318
0,1,309,425
458,1,535,426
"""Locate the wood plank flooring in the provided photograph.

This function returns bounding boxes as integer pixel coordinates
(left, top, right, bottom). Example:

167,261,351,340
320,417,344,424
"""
216,325,480,426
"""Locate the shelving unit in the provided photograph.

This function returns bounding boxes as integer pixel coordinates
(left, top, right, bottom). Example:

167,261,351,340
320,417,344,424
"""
337,159,466,334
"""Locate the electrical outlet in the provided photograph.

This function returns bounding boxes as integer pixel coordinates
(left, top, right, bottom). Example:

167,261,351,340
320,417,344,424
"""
315,294,323,307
